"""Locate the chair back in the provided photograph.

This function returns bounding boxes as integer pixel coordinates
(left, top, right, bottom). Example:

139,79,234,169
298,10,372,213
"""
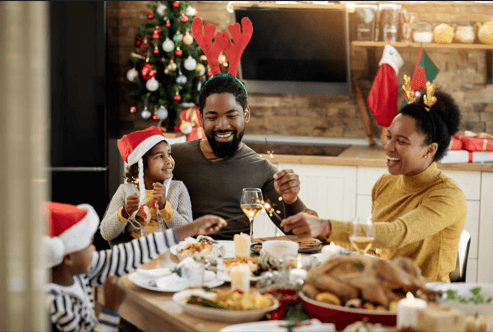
449,230,471,283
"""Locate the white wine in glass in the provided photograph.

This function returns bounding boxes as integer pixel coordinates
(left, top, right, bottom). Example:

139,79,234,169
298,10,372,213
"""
349,216,375,255
240,188,263,243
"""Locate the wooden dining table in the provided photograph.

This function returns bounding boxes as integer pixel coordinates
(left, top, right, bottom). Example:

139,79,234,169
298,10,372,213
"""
96,237,323,332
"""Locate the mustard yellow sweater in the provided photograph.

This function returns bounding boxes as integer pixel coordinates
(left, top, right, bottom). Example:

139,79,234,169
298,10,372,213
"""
328,163,466,282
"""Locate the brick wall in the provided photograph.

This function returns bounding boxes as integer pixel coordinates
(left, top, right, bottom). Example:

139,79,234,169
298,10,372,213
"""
108,1,493,138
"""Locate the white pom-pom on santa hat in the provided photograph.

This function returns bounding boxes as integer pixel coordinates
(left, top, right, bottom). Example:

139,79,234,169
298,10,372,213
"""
44,202,99,268
117,126,168,222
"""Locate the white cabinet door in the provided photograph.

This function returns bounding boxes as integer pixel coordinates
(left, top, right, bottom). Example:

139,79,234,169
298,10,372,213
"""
356,167,388,218
278,164,357,221
478,172,493,284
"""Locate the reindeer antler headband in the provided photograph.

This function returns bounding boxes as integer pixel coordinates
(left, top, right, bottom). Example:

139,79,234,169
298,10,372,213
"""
192,17,253,98
402,75,437,111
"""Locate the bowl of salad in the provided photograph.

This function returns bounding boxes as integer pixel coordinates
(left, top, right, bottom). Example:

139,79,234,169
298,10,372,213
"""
426,282,493,316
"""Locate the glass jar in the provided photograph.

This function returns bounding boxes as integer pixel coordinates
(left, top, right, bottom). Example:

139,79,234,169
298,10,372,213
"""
455,24,476,44
413,22,433,43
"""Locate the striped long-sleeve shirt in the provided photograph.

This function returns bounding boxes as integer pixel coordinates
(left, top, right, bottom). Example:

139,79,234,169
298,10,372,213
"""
47,228,179,332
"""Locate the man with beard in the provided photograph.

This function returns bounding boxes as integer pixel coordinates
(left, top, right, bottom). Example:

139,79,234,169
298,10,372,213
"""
171,75,306,240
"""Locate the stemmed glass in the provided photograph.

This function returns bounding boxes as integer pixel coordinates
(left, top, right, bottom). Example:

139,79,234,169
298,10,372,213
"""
349,215,375,255
240,188,264,243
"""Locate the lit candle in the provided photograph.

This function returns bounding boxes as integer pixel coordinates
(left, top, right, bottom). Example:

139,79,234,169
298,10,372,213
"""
230,264,250,292
289,255,308,284
397,292,428,329
234,233,250,257
321,242,340,262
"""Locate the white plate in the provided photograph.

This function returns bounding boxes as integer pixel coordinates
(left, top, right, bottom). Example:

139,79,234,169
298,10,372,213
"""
173,289,279,323
170,240,235,259
128,271,224,292
219,319,335,332
426,282,493,316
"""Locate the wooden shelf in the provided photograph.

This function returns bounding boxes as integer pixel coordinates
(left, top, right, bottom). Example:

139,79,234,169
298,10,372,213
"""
352,41,493,83
352,41,493,50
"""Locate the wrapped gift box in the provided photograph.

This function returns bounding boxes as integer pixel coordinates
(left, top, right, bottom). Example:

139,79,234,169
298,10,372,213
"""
440,150,493,164
455,132,493,152
448,138,462,150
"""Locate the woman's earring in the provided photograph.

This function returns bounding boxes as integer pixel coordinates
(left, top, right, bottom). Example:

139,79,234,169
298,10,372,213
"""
424,155,428,158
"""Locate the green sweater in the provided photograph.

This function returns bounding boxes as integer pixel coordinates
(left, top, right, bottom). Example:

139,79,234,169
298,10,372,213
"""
329,163,466,282
172,140,306,240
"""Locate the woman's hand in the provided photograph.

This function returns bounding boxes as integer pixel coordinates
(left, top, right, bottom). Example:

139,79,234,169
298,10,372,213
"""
280,211,330,240
176,215,227,240
125,192,139,216
152,182,166,210
103,273,127,312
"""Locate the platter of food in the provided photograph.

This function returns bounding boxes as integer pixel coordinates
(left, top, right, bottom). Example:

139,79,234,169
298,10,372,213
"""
172,289,279,323
169,236,235,262
426,282,493,316
251,236,321,254
128,270,224,292
218,256,262,282
300,254,441,330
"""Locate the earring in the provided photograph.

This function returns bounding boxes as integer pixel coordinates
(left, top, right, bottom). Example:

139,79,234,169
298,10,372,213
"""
424,155,428,158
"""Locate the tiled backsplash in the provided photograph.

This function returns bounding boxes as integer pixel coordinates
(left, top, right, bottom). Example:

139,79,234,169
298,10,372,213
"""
108,1,493,139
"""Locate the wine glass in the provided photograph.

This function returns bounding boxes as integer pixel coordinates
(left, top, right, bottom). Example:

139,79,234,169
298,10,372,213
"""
240,188,264,243
349,215,375,255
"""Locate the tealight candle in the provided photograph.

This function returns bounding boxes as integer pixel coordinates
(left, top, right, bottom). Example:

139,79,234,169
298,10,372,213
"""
289,255,308,284
397,292,428,329
230,264,250,292
321,243,340,262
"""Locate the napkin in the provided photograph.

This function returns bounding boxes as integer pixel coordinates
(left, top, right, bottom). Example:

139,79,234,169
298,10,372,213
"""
136,267,171,282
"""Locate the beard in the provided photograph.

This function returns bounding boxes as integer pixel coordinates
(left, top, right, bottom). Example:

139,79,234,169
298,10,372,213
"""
206,128,245,158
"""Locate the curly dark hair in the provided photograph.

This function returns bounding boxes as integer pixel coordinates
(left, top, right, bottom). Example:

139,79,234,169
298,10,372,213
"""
398,88,461,161
124,141,168,183
198,76,248,115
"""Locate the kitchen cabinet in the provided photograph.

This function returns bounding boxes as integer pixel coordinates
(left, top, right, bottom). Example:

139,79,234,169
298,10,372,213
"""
478,172,493,284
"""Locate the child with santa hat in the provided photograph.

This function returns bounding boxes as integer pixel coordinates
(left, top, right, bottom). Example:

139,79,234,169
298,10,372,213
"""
45,201,226,332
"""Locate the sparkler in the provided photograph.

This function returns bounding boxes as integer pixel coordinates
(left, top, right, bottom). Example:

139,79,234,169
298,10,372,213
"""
264,202,282,222
265,138,274,159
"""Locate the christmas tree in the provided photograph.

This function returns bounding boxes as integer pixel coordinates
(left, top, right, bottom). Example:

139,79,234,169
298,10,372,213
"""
126,1,210,131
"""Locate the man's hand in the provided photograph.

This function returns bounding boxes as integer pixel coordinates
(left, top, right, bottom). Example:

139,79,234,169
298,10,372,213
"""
280,211,330,240
125,192,139,216
273,169,301,205
152,182,166,210
176,215,227,240
103,273,127,312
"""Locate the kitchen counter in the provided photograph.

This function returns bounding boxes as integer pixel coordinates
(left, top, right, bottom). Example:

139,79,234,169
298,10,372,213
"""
256,145,493,173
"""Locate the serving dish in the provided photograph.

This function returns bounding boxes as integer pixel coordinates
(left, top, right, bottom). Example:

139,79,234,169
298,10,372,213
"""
172,289,279,323
219,319,335,332
299,291,396,330
251,240,322,255
128,271,224,292
426,282,493,316
170,238,235,260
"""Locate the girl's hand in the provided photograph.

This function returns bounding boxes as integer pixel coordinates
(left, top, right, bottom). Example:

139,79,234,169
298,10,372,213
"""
152,182,166,209
125,192,139,216
103,273,127,312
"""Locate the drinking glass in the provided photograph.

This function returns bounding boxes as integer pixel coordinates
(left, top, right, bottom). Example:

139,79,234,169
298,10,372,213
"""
240,188,264,243
349,216,375,255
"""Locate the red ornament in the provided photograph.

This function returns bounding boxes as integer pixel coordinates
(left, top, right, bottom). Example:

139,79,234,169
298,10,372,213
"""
136,38,143,47
155,26,162,34
152,114,159,121
165,20,171,28
180,15,188,23
175,48,183,57
174,94,181,102
141,38,150,54
206,70,212,77
173,1,180,8
193,11,198,17
199,55,207,61
152,33,159,40
153,47,159,54
141,63,157,80
148,10,154,19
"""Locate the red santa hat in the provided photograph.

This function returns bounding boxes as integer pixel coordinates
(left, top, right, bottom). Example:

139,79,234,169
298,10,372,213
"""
43,202,99,268
117,126,167,222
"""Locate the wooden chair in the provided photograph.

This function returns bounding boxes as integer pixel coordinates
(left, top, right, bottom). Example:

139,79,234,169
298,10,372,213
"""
449,230,471,283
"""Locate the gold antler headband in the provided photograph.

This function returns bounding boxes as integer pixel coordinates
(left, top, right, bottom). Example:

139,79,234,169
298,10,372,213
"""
401,75,437,111
402,75,414,104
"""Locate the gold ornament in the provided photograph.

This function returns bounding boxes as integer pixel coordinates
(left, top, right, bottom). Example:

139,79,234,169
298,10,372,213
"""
200,55,207,61
423,82,437,111
167,59,177,71
433,23,454,44
402,75,414,103
478,19,493,45
183,31,194,45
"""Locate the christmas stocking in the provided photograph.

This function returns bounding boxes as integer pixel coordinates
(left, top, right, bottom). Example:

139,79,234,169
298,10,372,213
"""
367,44,404,128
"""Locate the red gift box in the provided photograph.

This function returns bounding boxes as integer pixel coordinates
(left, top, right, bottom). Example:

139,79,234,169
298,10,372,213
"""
448,137,462,150
456,132,493,152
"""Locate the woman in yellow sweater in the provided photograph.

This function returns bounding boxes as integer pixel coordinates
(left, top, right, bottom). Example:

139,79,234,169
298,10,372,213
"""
281,83,465,282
